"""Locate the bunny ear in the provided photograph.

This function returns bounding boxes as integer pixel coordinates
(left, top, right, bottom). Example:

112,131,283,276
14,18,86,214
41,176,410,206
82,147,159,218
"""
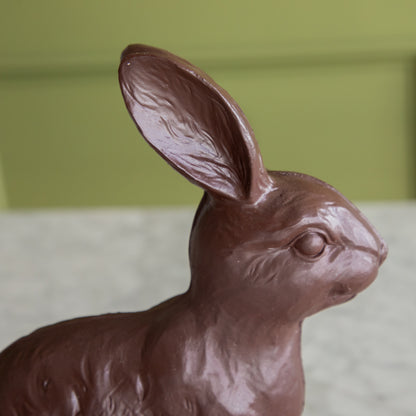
119,44,272,202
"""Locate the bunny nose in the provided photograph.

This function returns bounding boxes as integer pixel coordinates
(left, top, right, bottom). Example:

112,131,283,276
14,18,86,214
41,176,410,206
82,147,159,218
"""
379,238,388,265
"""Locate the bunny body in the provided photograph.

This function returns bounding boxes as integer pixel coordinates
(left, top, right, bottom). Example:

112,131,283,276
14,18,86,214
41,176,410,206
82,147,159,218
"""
0,45,387,415
0,296,303,415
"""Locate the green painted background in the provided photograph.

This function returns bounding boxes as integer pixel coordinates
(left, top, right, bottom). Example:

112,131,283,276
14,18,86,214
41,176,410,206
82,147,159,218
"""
1,1,416,209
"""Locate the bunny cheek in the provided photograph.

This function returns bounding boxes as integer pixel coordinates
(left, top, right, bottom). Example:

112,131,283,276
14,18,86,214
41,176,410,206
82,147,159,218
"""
225,248,323,321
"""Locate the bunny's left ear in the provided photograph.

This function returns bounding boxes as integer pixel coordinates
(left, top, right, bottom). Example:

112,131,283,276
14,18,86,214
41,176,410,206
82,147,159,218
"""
119,44,272,202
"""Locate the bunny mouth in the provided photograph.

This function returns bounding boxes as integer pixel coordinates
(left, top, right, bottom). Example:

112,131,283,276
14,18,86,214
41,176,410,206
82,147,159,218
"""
328,283,357,303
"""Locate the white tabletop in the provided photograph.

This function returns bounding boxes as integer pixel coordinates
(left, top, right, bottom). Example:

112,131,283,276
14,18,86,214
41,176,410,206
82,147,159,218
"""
0,202,415,415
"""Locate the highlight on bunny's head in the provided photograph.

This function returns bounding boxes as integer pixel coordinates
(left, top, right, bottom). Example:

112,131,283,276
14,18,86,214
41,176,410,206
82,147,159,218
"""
119,44,387,322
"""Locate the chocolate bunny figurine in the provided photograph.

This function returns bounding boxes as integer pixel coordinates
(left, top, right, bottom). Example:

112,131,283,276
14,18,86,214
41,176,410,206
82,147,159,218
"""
0,45,387,415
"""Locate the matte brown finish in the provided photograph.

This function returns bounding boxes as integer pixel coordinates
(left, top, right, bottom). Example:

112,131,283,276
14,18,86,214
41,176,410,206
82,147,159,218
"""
0,45,387,415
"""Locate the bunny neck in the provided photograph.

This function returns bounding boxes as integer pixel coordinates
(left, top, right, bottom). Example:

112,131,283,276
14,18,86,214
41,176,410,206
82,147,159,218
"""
148,291,306,415
186,286,304,339
186,288,304,348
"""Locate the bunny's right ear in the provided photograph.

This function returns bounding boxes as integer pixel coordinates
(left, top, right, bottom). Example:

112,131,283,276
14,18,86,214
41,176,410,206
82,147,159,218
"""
119,44,272,202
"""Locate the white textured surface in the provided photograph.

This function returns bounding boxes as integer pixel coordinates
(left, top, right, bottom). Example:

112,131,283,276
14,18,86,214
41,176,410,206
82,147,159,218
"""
0,202,414,415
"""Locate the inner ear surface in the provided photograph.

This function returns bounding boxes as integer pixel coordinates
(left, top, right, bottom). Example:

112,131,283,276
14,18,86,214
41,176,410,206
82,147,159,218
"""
120,51,258,201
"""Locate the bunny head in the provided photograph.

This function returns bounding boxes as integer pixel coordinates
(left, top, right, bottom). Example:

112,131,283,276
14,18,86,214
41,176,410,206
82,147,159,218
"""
119,45,387,323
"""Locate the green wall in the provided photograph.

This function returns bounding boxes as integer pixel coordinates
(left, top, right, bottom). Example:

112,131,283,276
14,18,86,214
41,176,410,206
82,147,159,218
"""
0,156,7,209
1,1,416,208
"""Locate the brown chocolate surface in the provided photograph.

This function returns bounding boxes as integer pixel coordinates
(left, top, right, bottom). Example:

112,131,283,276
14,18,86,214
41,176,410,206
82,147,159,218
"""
0,45,387,415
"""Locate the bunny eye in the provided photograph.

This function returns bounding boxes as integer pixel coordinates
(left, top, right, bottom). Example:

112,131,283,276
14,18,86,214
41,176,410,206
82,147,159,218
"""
292,232,327,258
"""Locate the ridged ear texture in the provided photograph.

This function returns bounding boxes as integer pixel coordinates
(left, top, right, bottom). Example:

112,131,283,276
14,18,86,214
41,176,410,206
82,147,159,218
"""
119,45,266,201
